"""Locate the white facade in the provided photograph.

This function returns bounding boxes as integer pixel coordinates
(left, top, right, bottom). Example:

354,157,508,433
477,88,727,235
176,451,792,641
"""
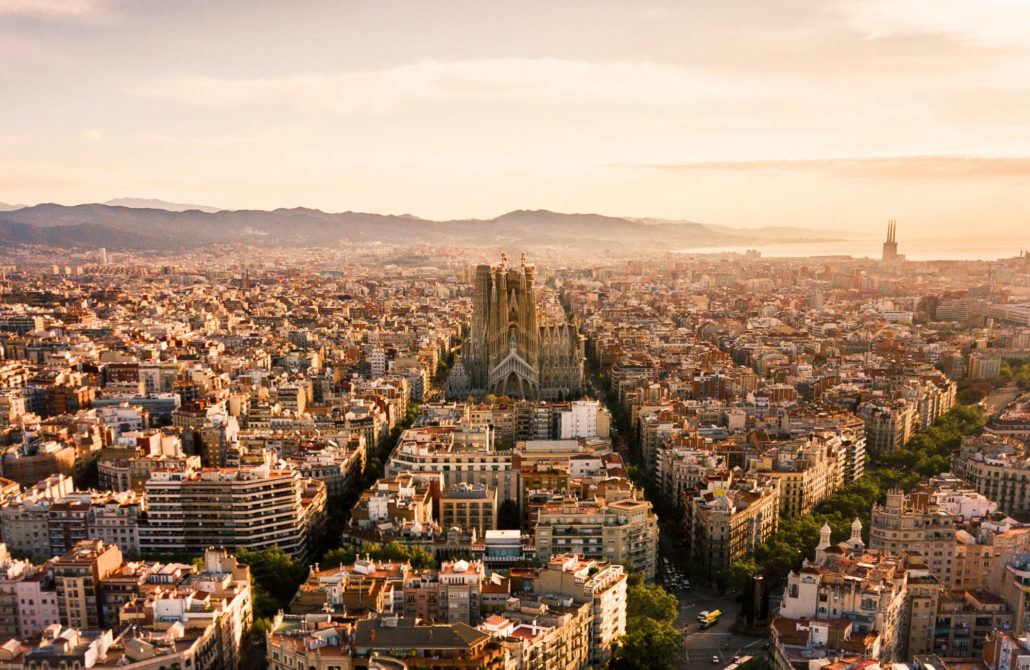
560,400,600,438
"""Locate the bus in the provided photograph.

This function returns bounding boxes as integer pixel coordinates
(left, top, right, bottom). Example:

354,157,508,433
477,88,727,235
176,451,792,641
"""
723,656,753,670
697,610,721,628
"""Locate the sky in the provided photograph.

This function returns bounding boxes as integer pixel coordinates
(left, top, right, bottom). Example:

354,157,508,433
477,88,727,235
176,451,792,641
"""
2,0,1030,237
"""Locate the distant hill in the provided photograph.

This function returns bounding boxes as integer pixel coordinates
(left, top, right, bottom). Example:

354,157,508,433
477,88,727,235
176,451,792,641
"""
0,202,27,211
103,197,222,213
0,203,842,252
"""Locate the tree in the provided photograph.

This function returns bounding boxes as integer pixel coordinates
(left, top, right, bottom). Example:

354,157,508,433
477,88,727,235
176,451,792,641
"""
240,616,274,669
322,541,435,570
498,499,521,530
720,558,759,593
613,568,682,669
236,547,308,612
612,616,683,670
746,406,985,590
321,547,357,568
626,582,678,623
251,583,280,620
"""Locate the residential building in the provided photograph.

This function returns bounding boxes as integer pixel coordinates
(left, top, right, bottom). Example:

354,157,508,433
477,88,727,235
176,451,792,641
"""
534,494,659,579
139,454,326,559
440,483,497,535
683,471,781,571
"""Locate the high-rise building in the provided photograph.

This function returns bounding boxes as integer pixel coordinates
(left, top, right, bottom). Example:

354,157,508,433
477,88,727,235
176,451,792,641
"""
138,455,325,559
447,254,584,401
882,219,901,262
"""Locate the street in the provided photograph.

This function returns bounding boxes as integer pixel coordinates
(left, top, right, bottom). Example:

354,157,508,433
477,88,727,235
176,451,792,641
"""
664,583,767,670
985,382,1021,416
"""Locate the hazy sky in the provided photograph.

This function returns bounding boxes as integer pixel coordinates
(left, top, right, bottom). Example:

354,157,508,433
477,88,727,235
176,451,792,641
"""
3,0,1030,236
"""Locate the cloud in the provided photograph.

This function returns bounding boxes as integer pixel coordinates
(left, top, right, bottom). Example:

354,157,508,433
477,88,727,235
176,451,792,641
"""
838,0,1030,48
127,58,765,114
637,155,1030,179
0,0,114,20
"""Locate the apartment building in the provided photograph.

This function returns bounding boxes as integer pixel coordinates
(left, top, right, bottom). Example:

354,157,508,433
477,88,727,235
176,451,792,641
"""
534,494,659,579
683,472,780,571
350,472,437,530
779,543,908,663
117,547,254,670
139,456,325,559
860,401,915,454
483,595,592,670
559,400,610,439
52,539,123,630
654,446,725,505
870,489,957,587
440,483,497,535
952,436,1030,517
534,554,627,665
933,589,1013,658
970,353,1003,378
267,613,506,670
750,436,842,518
385,424,518,502
906,572,942,658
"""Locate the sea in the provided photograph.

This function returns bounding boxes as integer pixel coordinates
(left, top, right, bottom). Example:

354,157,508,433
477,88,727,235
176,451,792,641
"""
675,237,1030,262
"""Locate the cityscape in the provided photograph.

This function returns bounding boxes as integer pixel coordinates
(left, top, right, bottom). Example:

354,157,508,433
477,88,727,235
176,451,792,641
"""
0,230,1028,670
4,2,1030,670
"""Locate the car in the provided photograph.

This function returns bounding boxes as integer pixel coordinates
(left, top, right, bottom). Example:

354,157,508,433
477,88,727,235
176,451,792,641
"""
712,656,720,664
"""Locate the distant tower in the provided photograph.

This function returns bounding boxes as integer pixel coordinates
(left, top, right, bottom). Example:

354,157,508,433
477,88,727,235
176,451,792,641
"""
98,247,108,265
882,219,899,262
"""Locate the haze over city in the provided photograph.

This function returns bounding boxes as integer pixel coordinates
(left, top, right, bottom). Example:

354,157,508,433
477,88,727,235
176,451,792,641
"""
5,4,1030,670
4,0,1030,237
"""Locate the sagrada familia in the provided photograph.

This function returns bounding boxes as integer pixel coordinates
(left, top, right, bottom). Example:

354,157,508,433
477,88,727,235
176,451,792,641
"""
446,254,584,401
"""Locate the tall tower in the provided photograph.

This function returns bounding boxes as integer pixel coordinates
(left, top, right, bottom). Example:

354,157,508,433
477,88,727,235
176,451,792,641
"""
446,254,583,401
882,219,899,261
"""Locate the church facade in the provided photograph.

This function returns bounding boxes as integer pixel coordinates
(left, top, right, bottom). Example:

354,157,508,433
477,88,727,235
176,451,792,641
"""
447,254,584,401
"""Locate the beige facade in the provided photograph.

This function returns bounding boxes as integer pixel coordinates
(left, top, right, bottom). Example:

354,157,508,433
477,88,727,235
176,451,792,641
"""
535,554,627,666
440,483,497,535
53,539,123,630
684,473,780,571
780,544,908,663
534,495,659,579
951,435,1030,517
869,490,957,587
751,436,842,518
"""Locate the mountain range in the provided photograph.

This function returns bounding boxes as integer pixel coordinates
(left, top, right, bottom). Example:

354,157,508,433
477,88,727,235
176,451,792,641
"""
102,198,223,213
0,202,849,252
